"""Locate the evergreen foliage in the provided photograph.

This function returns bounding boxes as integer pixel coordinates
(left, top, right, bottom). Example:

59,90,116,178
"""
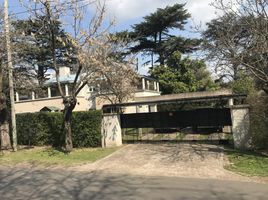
12,16,77,82
16,111,102,148
150,51,218,94
119,4,200,65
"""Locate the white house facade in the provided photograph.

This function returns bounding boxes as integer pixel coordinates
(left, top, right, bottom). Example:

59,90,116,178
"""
14,67,161,114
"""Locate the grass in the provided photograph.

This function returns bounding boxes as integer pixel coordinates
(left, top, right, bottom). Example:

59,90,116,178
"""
176,133,186,140
224,133,233,140
153,134,163,140
225,149,268,177
0,146,119,167
198,134,209,140
123,131,138,141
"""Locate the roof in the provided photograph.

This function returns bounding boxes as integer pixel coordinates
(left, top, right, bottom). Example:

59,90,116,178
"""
43,73,157,86
40,106,61,112
103,90,247,108
44,74,77,85
134,90,233,103
139,75,158,82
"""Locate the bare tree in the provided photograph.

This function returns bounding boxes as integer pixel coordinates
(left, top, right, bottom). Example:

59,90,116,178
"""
203,0,268,91
202,13,247,81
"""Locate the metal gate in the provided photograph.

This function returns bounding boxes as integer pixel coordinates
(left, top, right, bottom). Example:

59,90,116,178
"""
120,108,232,143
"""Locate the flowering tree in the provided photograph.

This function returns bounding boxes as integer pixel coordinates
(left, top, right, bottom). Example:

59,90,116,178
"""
20,0,138,152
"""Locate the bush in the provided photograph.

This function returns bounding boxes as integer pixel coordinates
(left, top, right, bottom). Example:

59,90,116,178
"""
247,91,268,150
16,110,102,148
231,75,255,94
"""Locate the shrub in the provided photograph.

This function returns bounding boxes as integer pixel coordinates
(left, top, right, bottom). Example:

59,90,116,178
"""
247,91,268,150
16,110,102,148
72,111,102,147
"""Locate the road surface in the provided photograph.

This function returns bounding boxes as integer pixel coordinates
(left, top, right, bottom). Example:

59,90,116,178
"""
0,167,267,200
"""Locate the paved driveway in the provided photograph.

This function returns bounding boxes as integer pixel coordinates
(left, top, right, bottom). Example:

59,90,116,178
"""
73,143,252,182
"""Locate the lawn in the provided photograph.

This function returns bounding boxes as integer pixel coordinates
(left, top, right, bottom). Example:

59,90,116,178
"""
0,146,119,167
225,149,268,177
176,133,186,140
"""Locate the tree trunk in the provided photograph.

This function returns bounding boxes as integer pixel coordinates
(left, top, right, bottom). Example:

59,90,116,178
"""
0,121,11,150
63,97,77,153
158,31,164,65
0,82,11,150
0,95,11,150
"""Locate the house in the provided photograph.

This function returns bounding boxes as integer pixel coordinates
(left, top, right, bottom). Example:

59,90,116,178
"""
14,66,161,114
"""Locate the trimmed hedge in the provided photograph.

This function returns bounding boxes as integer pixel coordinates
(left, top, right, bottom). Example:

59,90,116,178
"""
16,110,102,148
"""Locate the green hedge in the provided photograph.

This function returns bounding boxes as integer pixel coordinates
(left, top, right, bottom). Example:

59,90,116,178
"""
16,110,102,148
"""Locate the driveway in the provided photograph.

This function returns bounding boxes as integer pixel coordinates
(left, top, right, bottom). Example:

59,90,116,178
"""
74,143,257,182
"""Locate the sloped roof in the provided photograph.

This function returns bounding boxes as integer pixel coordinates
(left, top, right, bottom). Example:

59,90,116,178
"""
44,74,77,85
40,106,61,112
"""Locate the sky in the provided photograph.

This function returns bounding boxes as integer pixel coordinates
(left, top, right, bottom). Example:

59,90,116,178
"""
99,0,219,74
2,0,220,74
104,0,217,29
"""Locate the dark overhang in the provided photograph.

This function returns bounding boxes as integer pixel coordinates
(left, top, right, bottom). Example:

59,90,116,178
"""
102,93,247,109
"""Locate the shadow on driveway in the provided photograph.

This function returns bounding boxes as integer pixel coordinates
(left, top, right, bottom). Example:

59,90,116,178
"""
0,166,267,200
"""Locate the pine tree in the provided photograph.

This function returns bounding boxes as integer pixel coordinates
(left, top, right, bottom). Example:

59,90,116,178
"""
127,4,200,66
12,16,77,83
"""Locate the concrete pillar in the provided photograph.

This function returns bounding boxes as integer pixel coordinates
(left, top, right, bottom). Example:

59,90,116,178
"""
102,114,122,148
147,80,150,90
48,87,51,98
154,105,158,112
231,105,250,149
32,91,35,100
226,98,233,134
142,78,145,90
154,81,157,91
15,92,19,102
65,84,69,96
157,82,160,92
228,98,234,106
149,104,157,112
138,128,143,140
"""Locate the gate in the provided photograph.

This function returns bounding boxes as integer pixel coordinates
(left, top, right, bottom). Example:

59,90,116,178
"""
121,108,232,143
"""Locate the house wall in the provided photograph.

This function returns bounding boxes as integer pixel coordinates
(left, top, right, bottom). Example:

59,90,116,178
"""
95,90,160,113
134,90,161,98
123,91,159,113
14,75,161,114
15,96,90,114
59,66,71,77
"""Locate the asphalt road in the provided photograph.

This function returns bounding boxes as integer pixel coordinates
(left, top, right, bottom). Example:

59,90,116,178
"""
0,167,267,200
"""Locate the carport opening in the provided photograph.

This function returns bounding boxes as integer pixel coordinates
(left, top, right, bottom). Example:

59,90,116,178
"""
122,126,232,145
103,92,246,145
121,107,233,144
